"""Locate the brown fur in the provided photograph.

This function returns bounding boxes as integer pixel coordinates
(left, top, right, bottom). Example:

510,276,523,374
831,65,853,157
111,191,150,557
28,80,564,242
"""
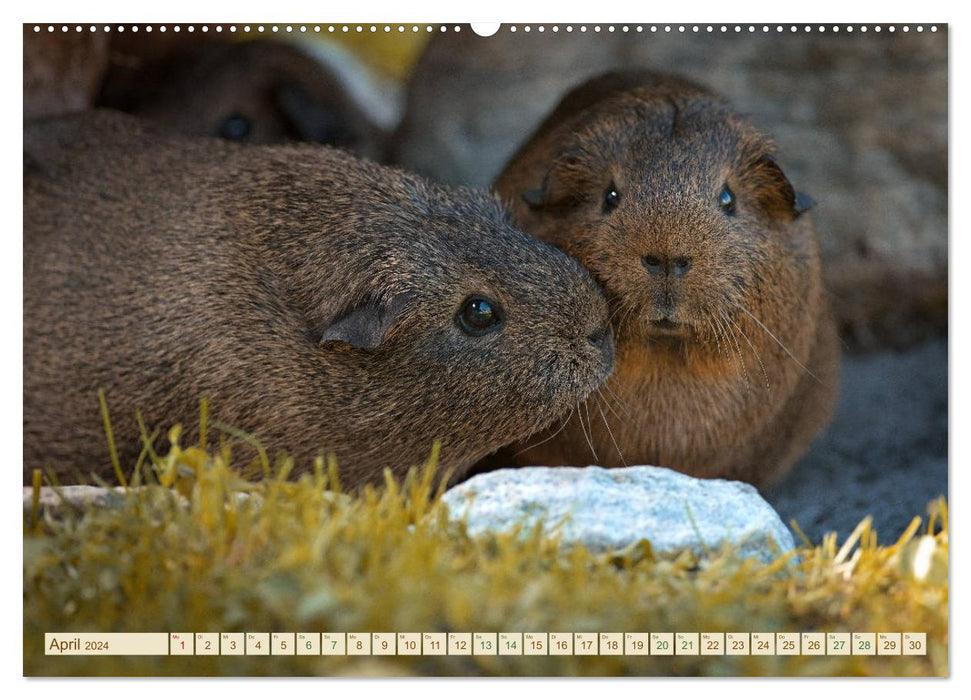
492,71,840,488
23,27,109,119
23,111,614,488
98,40,384,159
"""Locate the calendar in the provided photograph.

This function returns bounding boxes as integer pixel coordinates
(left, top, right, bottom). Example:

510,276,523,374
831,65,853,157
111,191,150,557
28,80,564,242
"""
45,632,928,657
21,16,949,680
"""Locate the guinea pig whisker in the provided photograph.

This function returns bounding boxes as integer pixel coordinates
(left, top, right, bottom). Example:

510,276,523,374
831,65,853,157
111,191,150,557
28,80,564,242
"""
598,386,631,425
738,306,820,383
707,311,733,364
719,311,752,394
609,299,637,334
595,391,627,467
724,312,770,392
579,400,600,463
608,300,628,324
716,320,736,368
704,312,729,361
513,408,575,459
623,303,641,332
603,384,633,420
609,297,635,329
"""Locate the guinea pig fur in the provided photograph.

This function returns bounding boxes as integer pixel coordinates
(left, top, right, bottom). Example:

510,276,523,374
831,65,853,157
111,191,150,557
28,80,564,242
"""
493,70,840,488
24,110,615,487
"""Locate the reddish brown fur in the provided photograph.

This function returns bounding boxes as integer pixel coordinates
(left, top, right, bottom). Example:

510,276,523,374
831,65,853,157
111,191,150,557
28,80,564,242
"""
492,71,840,488
24,111,613,488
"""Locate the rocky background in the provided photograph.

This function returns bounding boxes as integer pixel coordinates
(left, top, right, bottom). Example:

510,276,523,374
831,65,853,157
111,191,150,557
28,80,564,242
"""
24,24,948,544
391,26,949,542
393,27,948,354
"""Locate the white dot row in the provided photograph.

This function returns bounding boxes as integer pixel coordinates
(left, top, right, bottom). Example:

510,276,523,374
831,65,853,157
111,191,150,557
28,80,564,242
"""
30,24,941,35
512,24,939,34
32,25,464,34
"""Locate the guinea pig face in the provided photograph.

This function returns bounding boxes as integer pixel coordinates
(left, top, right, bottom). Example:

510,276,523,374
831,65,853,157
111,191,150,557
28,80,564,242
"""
519,101,812,353
140,44,366,151
205,80,363,150
430,240,616,441
319,224,615,446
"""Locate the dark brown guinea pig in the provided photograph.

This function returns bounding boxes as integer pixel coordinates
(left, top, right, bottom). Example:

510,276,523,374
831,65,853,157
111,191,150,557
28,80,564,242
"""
23,111,614,488
493,70,840,488
98,40,384,159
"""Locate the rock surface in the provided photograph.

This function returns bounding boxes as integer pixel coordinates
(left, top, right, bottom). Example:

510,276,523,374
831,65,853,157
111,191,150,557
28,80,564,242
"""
442,465,795,562
393,27,948,351
24,485,135,519
22,485,190,519
24,337,946,547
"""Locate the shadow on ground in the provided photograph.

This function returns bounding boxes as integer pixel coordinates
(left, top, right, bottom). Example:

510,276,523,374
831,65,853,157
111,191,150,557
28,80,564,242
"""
766,338,947,542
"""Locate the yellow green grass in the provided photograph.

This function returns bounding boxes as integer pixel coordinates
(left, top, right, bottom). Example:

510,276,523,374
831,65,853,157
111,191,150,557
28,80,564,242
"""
23,403,948,676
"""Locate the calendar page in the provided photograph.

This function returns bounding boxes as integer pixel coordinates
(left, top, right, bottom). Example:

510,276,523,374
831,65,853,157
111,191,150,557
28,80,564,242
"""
22,19,948,678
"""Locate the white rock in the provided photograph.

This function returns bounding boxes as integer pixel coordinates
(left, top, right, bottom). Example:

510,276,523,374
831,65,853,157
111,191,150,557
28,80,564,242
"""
443,466,796,563
22,485,188,519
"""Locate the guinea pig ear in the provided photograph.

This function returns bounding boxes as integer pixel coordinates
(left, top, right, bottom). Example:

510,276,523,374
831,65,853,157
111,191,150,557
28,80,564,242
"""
794,191,816,215
521,151,591,214
521,187,547,209
749,154,814,220
275,81,358,147
318,293,411,349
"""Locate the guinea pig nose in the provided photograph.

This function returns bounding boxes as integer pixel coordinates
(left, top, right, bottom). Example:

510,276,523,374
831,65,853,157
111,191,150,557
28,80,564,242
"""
643,255,664,276
587,325,615,369
642,255,692,278
587,326,609,350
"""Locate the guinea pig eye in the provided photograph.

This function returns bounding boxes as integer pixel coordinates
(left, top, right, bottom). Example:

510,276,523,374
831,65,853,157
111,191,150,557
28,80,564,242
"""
719,183,737,215
218,113,251,142
456,295,504,336
603,182,621,214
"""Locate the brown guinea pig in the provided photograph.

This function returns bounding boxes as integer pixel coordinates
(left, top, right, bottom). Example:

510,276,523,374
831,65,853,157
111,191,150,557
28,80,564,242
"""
98,40,384,159
493,70,840,488
23,110,614,488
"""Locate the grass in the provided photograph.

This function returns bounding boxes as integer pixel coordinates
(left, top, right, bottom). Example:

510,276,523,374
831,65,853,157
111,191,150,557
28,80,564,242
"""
23,406,948,676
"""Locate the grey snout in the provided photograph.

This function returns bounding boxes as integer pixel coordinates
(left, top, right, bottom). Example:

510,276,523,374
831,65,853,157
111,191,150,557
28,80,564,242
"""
643,255,692,278
587,325,616,371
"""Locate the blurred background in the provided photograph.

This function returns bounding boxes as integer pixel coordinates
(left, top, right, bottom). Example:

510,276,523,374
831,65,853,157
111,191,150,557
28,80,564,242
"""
23,23,948,541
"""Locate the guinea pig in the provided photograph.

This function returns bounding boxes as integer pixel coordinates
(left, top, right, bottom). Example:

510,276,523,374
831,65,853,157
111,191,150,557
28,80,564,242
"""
23,110,614,488
492,70,840,488
395,29,946,355
98,39,384,159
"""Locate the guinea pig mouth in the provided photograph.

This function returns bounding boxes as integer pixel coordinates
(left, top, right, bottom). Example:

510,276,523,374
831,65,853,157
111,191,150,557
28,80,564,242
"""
648,317,689,336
